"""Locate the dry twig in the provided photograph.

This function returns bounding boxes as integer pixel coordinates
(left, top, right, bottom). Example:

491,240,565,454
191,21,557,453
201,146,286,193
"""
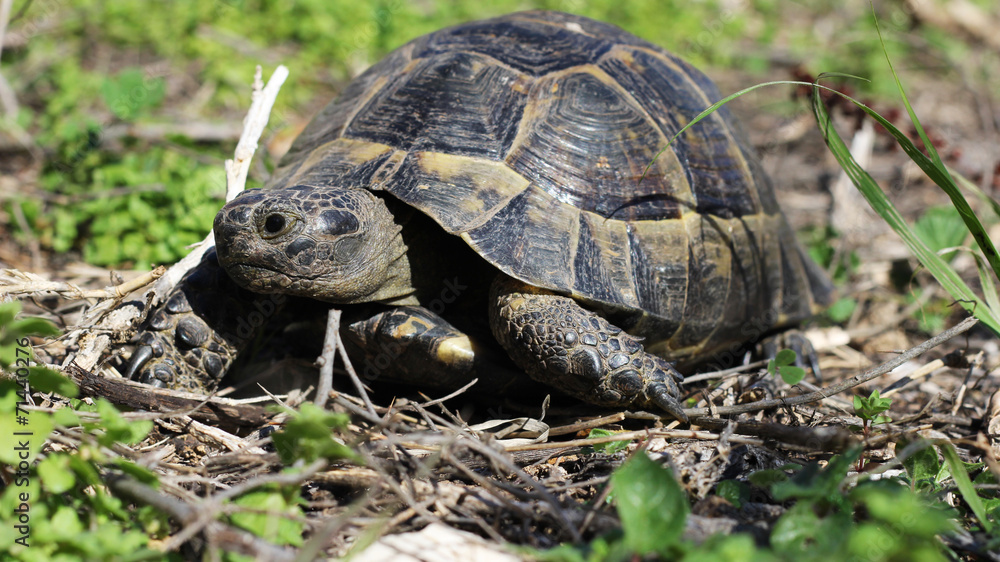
681,316,978,418
0,266,165,300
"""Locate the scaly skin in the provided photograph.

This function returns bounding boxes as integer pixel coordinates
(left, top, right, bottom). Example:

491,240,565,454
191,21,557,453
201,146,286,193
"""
127,250,287,392
489,277,687,421
341,305,539,397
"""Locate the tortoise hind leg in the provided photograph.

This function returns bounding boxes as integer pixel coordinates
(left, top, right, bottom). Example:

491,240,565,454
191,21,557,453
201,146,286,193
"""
489,276,687,422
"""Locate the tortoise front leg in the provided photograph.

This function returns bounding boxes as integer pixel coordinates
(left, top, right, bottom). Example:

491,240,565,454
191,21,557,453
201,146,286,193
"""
489,277,688,422
341,306,537,397
126,249,285,393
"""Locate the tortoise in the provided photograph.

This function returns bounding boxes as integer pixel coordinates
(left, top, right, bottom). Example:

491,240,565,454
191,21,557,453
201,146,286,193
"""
127,10,832,421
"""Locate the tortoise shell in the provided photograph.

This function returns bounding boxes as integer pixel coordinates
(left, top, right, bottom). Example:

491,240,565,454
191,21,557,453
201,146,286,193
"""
266,10,831,362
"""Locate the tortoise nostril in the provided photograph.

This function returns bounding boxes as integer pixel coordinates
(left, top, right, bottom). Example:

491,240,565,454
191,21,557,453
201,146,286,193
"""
264,214,286,234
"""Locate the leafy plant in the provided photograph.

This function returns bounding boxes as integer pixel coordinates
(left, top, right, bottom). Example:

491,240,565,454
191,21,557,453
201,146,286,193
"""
767,348,806,385
270,402,360,464
912,206,970,261
226,485,305,553
610,453,689,556
853,388,892,439
536,447,959,561
0,304,169,561
100,68,166,121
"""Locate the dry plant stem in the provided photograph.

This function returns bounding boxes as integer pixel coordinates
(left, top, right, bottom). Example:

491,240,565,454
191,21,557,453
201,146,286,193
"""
547,412,626,436
0,0,11,63
153,64,288,299
951,351,983,416
457,437,583,543
212,459,327,502
683,359,767,384
682,316,978,418
497,428,765,452
226,65,288,200
65,363,274,427
0,266,165,299
106,474,296,561
418,378,480,408
66,65,288,375
336,330,377,417
315,308,340,408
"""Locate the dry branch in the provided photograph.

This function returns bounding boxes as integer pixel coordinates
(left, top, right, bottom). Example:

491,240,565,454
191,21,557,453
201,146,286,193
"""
0,266,165,300
106,474,297,561
64,363,275,428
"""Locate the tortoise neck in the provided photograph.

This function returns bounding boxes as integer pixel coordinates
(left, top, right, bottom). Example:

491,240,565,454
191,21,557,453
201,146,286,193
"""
378,195,489,309
365,198,419,306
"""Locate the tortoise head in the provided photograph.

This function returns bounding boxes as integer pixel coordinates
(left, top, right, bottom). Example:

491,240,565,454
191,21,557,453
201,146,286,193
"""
213,185,412,303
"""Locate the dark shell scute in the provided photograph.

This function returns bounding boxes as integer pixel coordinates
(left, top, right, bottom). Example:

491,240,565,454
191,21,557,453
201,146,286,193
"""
345,52,527,160
422,18,612,75
598,48,760,218
278,43,419,175
506,71,683,221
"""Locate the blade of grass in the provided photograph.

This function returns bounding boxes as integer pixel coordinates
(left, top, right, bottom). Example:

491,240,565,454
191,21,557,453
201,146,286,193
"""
642,78,866,182
973,251,1000,316
644,66,1000,334
938,440,994,532
810,87,1000,335
869,11,1000,283
952,171,1000,221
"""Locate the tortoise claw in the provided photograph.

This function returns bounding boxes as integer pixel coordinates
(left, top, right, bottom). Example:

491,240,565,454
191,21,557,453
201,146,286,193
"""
125,344,155,381
647,380,688,422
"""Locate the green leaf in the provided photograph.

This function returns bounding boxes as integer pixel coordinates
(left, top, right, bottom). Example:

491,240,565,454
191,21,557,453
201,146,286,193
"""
777,365,806,385
90,398,152,446
748,468,792,490
854,389,892,423
100,68,165,120
774,349,796,366
771,449,858,509
826,297,857,323
229,488,304,547
586,428,630,455
113,459,160,486
850,480,957,537
0,301,20,327
52,405,81,427
38,453,76,494
715,480,750,509
270,403,359,464
29,366,79,398
7,317,61,339
771,502,852,556
0,409,53,464
610,452,688,555
913,206,968,258
766,349,806,385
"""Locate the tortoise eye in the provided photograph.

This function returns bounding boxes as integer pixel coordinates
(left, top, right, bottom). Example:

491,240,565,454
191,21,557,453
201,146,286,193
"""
262,213,293,238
